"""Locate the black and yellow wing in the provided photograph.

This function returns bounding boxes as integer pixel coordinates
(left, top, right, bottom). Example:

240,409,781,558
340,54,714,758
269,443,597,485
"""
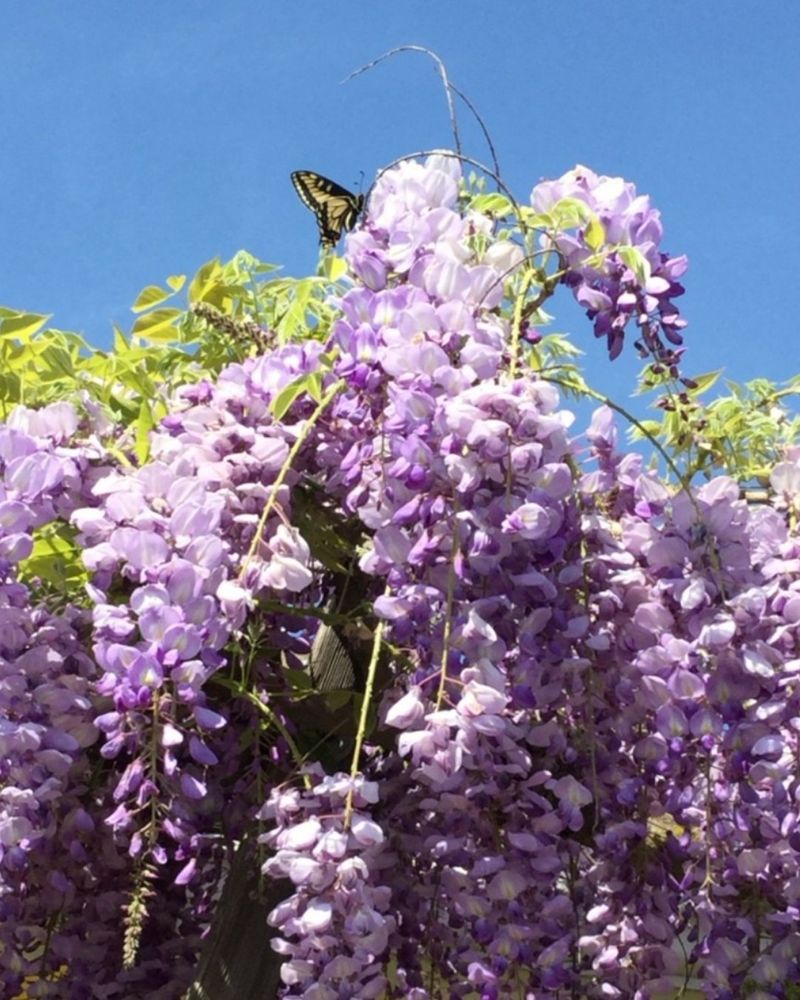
291,171,364,250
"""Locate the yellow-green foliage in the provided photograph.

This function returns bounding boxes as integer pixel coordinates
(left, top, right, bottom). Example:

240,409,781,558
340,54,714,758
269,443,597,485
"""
0,250,351,431
632,368,800,484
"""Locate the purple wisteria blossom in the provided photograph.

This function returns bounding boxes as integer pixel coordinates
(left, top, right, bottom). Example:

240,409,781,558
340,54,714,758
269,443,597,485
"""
260,768,394,999
533,164,688,362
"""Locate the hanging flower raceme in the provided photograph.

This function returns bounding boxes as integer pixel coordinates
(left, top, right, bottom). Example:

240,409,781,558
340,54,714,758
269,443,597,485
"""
0,405,119,993
260,768,395,1000
532,164,688,363
71,342,331,865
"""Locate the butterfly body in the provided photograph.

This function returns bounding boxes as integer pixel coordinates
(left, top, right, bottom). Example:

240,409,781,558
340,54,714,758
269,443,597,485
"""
291,170,364,249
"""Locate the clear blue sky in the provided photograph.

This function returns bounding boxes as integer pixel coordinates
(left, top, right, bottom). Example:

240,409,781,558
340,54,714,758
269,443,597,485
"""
2,2,798,410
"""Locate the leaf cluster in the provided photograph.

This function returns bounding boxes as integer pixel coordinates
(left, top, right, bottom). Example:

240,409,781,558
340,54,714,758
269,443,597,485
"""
632,369,800,485
0,251,350,433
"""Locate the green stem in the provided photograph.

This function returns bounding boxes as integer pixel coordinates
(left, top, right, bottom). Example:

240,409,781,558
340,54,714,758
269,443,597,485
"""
238,379,344,584
435,523,461,712
508,269,536,381
344,617,386,829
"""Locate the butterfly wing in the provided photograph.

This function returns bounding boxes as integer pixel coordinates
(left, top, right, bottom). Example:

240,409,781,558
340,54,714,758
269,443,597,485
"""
291,171,364,249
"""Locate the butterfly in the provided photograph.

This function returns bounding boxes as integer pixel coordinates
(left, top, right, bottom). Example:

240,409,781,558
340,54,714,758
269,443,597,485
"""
291,171,364,250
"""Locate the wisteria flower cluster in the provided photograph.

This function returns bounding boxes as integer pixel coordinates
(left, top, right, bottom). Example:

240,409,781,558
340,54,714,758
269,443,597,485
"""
533,164,688,364
1,152,799,1000
260,769,394,1000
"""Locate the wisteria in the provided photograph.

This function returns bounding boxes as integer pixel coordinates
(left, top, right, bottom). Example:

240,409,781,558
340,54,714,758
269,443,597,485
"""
1,152,799,1000
260,769,394,1000
533,165,688,364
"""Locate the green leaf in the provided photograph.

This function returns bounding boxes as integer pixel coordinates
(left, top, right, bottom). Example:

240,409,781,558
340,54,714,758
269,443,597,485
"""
617,246,651,285
252,261,280,275
277,279,314,341
113,325,129,352
550,197,593,229
319,688,352,712
272,375,309,420
536,333,584,359
305,371,323,403
686,370,723,397
630,419,663,440
283,667,313,693
166,274,186,292
0,370,22,406
322,255,348,281
18,523,89,592
0,311,51,341
131,308,183,343
131,284,175,314
189,258,224,304
37,343,75,381
470,193,514,217
584,214,605,251
517,206,541,229
229,249,265,274
135,399,155,464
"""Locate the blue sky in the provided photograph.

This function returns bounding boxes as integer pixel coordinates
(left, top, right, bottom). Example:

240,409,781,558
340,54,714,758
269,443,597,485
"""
2,2,798,414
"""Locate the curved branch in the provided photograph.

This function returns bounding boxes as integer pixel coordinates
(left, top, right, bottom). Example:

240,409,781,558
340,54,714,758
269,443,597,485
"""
344,45,461,156
449,81,500,176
